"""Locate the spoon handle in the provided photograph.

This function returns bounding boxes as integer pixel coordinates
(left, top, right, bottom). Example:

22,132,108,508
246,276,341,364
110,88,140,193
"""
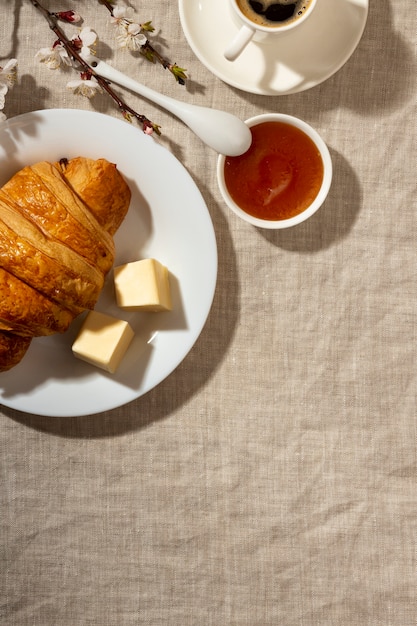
81,53,251,156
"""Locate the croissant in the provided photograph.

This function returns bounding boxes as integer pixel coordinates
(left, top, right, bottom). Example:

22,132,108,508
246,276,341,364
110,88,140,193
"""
0,157,131,371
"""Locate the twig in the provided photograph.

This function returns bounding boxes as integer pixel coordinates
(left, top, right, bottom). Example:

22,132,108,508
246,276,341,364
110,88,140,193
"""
98,0,116,13
29,0,161,134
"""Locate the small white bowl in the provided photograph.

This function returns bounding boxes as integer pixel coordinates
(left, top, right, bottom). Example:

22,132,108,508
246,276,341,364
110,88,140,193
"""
217,113,332,229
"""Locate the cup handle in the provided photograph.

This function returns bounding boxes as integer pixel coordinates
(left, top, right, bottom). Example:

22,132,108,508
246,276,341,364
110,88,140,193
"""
224,24,255,61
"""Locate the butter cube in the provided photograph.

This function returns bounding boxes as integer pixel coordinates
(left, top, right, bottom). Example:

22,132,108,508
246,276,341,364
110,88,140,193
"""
72,310,134,373
114,258,172,312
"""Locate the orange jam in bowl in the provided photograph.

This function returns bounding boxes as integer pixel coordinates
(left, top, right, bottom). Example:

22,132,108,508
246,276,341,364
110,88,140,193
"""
217,114,332,229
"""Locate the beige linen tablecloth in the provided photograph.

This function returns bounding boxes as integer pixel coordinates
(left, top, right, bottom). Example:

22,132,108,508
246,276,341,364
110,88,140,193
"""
1,1,416,624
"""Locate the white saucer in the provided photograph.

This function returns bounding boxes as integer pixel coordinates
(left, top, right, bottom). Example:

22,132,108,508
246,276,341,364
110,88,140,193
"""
179,0,368,95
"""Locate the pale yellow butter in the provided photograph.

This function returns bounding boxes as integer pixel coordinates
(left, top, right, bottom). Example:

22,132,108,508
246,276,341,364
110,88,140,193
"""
72,310,134,373
114,258,172,312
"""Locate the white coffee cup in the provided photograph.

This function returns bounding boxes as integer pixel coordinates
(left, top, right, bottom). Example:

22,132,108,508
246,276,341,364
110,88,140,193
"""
224,0,317,61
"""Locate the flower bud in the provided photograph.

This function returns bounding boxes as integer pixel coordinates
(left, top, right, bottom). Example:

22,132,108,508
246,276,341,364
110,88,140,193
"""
56,11,81,23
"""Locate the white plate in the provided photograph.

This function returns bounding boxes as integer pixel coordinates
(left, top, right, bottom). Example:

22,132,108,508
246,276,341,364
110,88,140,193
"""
179,0,368,95
0,109,217,417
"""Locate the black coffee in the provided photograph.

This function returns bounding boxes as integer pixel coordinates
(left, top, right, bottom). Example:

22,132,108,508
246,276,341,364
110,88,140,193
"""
237,0,313,28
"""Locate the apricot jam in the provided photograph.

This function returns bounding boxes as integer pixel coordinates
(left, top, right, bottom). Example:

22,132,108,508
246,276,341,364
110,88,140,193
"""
224,121,324,221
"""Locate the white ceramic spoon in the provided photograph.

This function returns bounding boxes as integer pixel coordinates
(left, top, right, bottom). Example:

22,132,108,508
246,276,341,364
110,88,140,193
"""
81,52,252,156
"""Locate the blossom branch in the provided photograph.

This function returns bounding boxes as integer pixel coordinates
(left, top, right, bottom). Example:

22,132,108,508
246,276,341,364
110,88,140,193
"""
100,0,187,85
29,0,161,135
0,59,18,122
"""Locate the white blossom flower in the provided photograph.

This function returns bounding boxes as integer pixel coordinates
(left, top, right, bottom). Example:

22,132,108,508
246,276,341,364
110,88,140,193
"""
0,59,17,119
0,59,18,88
110,5,147,50
67,77,101,98
0,84,8,109
35,44,71,70
116,23,147,51
71,26,98,58
110,5,137,26
78,27,97,48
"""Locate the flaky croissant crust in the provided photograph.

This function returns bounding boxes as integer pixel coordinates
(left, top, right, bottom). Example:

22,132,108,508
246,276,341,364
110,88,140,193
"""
0,157,131,371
